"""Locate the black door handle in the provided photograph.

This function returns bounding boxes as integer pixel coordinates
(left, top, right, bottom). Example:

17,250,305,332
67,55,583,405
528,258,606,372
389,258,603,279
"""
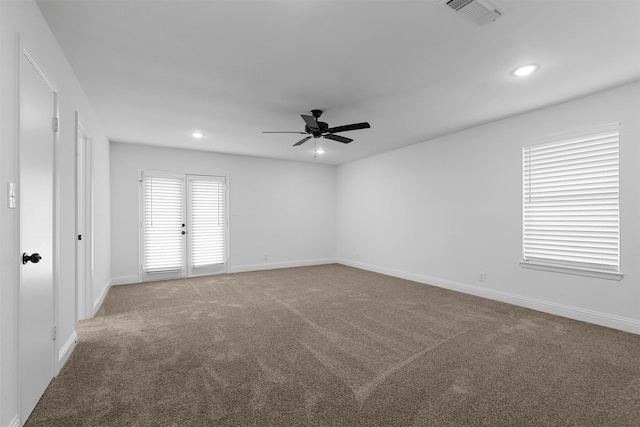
182,231,186,235
23,253,42,264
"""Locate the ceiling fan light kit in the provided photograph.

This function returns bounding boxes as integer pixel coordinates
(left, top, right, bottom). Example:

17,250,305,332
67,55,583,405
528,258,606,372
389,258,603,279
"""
263,109,371,149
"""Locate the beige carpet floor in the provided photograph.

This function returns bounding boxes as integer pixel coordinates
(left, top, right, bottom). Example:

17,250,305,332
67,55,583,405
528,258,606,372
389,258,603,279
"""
26,264,640,426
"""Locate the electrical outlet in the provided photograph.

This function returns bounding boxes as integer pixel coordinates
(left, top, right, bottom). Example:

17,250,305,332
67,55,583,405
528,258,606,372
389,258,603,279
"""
264,253,268,260
479,272,486,282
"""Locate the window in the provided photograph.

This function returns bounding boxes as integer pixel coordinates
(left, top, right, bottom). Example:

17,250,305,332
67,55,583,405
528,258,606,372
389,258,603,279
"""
521,123,620,278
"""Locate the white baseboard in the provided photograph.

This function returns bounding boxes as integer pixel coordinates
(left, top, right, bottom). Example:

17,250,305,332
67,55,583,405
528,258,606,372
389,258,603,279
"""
110,275,141,286
92,279,112,317
338,258,640,335
57,329,77,373
228,258,337,274
8,415,20,427
110,260,336,287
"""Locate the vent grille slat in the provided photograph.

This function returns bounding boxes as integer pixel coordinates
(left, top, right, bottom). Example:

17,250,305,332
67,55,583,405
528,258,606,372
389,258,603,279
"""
447,0,475,11
444,0,503,26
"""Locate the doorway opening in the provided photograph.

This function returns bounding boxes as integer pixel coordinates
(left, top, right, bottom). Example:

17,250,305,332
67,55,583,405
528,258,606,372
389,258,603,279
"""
139,171,228,281
76,116,93,320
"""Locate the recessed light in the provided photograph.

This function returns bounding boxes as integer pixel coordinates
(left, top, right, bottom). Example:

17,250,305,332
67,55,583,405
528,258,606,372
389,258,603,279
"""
191,131,204,138
315,148,325,154
511,64,539,77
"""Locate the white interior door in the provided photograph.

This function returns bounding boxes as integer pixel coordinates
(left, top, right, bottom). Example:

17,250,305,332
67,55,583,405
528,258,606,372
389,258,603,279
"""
141,172,227,280
19,50,56,423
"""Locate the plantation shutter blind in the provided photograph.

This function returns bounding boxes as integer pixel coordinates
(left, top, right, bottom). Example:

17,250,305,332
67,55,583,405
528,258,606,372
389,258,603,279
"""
189,176,225,267
143,174,184,273
522,123,620,273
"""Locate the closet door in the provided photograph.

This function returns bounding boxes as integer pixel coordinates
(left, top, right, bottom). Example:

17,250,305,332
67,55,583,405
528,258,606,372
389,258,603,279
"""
141,172,186,281
187,175,227,276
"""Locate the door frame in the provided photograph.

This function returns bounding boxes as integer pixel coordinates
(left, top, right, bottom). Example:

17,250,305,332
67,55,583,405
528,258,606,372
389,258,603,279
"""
75,114,93,320
17,45,59,421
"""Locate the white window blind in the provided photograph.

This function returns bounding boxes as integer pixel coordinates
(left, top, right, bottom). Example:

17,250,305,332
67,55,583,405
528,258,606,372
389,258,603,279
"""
143,175,184,273
522,123,620,274
189,177,225,268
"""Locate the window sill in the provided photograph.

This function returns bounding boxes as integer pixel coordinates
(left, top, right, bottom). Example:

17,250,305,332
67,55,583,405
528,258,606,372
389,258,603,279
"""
519,261,623,281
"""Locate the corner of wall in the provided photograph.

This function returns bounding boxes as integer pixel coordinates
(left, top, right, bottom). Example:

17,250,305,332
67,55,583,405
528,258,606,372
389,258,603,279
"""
92,279,112,317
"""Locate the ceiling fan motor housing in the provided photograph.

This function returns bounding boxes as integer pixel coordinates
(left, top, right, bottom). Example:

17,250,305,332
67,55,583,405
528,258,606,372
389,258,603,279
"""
305,121,329,137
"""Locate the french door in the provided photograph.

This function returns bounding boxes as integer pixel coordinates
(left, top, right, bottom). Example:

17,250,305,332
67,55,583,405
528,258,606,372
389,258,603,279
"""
141,172,227,281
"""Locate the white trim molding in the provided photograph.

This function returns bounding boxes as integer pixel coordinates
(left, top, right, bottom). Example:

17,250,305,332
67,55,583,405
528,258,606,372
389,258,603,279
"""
228,258,337,274
110,275,141,286
520,261,622,281
8,415,21,427
57,330,77,373
338,259,640,335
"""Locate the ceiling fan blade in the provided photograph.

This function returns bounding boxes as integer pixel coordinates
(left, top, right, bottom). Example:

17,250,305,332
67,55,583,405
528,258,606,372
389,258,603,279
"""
263,131,307,134
293,136,312,146
301,114,320,131
326,122,370,133
324,134,353,144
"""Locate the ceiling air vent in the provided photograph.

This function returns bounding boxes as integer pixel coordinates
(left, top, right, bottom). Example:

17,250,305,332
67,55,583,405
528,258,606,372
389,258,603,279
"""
442,0,503,26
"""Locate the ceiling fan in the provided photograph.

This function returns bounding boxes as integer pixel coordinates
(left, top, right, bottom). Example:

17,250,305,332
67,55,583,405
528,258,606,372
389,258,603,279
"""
263,110,370,146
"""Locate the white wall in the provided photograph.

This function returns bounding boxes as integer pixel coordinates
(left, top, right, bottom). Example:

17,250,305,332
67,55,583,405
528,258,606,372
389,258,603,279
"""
0,5,635,425
337,82,640,334
0,1,111,425
110,143,336,283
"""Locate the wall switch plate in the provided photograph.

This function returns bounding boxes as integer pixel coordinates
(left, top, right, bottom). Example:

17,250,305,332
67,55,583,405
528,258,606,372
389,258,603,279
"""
479,272,486,282
264,253,268,260
8,183,16,209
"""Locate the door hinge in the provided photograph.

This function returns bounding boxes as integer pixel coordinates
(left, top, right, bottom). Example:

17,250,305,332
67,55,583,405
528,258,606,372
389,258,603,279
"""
52,325,57,341
52,117,59,132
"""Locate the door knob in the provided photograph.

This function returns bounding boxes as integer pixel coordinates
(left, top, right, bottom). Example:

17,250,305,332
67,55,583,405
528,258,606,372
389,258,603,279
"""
22,253,42,264
182,231,186,235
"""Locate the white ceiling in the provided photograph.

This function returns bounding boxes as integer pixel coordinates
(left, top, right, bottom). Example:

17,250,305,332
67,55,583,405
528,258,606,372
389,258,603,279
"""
37,0,640,165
